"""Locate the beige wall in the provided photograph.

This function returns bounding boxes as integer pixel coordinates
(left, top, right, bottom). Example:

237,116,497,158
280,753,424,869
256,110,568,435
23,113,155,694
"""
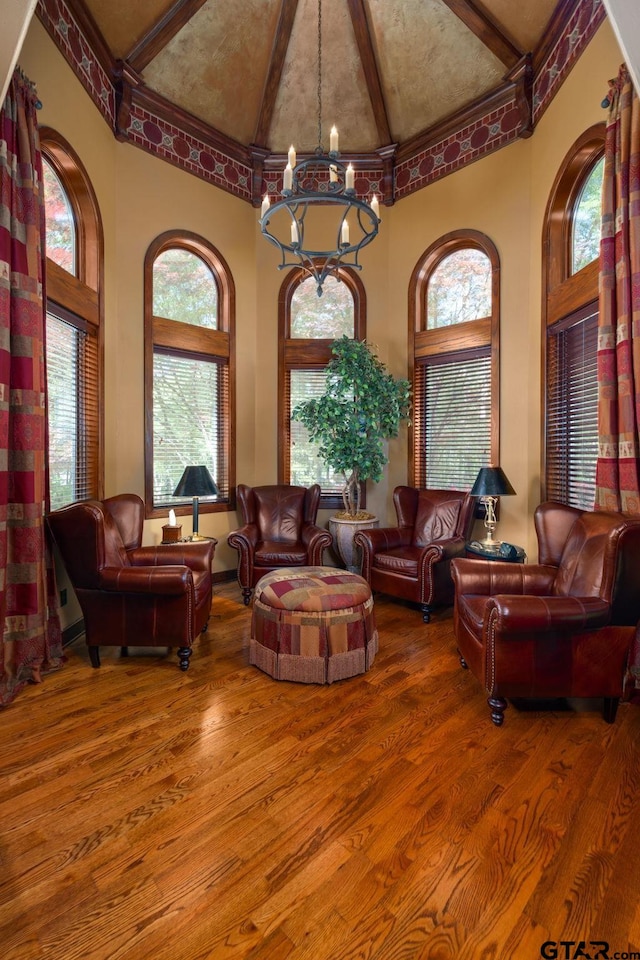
18,14,623,585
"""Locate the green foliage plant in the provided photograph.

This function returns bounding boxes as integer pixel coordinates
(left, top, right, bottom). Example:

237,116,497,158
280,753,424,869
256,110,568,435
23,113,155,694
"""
291,337,411,518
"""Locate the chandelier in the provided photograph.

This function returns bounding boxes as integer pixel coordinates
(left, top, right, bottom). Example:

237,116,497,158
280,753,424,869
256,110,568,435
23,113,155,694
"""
259,0,380,297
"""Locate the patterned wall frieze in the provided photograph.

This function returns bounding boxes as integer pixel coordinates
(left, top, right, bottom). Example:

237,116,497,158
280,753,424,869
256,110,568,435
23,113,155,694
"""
533,0,607,123
394,96,524,202
261,167,387,205
36,0,115,127
35,0,608,207
124,103,253,201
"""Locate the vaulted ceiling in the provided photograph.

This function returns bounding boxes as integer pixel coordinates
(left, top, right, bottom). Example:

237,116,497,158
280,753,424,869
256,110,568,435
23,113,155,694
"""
37,0,603,203
79,0,560,155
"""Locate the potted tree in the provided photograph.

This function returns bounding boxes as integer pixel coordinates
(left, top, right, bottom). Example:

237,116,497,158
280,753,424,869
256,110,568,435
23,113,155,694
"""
292,336,411,571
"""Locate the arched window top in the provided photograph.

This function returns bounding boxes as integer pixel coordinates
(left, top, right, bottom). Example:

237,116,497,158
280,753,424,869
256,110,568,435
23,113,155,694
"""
427,247,492,328
43,157,76,275
571,154,604,275
153,247,218,329
290,275,355,338
411,230,499,334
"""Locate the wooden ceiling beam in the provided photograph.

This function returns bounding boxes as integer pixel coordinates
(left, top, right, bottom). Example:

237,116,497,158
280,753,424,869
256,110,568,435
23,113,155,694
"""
253,0,299,149
126,0,208,74
346,0,392,147
440,0,522,70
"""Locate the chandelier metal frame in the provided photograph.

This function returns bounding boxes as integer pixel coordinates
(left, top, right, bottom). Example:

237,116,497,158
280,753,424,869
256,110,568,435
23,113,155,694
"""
259,0,380,296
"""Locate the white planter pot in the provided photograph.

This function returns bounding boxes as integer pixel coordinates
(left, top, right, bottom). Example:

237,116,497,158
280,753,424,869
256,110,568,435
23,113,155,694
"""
329,515,379,574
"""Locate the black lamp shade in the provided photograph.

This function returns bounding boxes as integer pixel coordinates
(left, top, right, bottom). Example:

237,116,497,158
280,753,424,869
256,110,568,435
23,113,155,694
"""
470,466,516,498
173,465,219,498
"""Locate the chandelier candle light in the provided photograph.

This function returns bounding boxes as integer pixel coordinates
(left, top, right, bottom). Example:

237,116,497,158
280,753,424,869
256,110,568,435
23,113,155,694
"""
259,0,380,297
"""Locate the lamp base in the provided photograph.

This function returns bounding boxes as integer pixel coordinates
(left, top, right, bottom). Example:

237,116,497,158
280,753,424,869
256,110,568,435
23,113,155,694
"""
478,536,502,552
189,533,209,541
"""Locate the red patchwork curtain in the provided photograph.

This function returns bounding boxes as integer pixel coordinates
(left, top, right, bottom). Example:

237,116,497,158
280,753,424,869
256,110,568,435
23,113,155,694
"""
0,69,63,706
595,64,640,515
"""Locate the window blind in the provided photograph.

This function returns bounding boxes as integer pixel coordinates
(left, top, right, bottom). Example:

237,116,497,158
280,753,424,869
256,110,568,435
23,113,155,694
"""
153,349,229,506
288,369,345,500
546,310,598,509
46,310,99,510
414,351,491,490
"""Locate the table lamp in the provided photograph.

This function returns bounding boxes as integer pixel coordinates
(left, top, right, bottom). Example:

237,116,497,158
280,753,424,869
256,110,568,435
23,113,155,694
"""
173,465,219,540
470,466,516,549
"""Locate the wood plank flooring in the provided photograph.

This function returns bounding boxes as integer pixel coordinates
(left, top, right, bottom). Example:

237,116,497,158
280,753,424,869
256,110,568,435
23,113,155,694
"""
1,581,640,960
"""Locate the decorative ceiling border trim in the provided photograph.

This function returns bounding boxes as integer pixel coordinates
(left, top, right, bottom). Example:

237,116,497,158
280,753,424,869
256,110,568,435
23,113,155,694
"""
532,0,606,124
124,101,253,201
394,97,524,201
34,0,607,207
36,0,115,126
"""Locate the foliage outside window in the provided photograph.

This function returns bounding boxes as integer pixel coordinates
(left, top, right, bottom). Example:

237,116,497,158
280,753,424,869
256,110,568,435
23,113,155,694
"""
410,231,500,490
427,249,492,328
43,159,76,275
543,125,604,508
279,269,365,507
572,155,604,275
145,232,234,519
42,133,102,511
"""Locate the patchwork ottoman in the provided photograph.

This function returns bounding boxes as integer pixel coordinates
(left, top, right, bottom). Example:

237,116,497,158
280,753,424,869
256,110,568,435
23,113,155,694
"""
250,566,378,683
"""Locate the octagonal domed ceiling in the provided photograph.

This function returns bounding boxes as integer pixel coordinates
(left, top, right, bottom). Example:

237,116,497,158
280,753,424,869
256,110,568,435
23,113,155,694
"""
78,0,560,156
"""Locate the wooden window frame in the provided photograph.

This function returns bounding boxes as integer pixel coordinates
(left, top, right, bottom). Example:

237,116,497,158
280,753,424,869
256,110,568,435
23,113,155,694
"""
408,229,500,487
541,123,605,503
41,127,104,504
278,266,366,510
144,230,236,519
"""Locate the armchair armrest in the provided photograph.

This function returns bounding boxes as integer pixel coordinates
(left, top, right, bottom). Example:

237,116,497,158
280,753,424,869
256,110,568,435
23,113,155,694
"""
227,523,259,551
355,526,413,553
423,536,467,563
487,594,611,635
128,540,215,573
98,565,192,595
301,523,333,563
355,526,413,582
451,558,557,597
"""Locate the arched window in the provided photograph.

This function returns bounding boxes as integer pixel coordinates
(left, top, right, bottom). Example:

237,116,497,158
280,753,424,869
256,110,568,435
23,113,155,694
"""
278,268,365,508
41,129,103,510
144,231,235,518
409,230,500,489
543,124,605,509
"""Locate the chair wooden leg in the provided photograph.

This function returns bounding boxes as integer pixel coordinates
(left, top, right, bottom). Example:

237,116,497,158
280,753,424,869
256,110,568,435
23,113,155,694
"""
178,647,192,671
89,646,101,668
603,697,619,723
488,696,507,726
421,604,431,623
242,588,252,606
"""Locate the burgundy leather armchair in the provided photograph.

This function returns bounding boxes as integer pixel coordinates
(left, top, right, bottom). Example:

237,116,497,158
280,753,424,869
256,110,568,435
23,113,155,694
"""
227,484,333,604
354,487,476,622
47,494,216,671
451,501,640,726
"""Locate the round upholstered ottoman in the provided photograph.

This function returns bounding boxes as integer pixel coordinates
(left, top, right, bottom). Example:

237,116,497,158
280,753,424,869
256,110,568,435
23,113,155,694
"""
250,566,378,684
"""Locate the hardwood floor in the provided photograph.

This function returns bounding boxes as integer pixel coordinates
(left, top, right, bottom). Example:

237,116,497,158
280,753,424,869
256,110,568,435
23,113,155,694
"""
2,581,640,960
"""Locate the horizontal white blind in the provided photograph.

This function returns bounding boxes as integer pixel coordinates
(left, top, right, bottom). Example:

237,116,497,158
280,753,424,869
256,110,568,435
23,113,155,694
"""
153,350,229,507
289,369,345,498
46,311,99,509
414,352,491,490
546,311,598,509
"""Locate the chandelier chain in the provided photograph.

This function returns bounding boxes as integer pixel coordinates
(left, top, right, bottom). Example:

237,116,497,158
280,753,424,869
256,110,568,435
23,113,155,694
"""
317,0,322,150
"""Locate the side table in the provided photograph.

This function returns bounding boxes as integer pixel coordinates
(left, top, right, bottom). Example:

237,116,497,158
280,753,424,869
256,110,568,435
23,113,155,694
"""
465,540,526,563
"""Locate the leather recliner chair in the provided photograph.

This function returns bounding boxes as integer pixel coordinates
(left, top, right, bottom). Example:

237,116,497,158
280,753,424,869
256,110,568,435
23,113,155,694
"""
354,487,476,622
450,501,640,725
47,493,216,671
227,484,333,604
